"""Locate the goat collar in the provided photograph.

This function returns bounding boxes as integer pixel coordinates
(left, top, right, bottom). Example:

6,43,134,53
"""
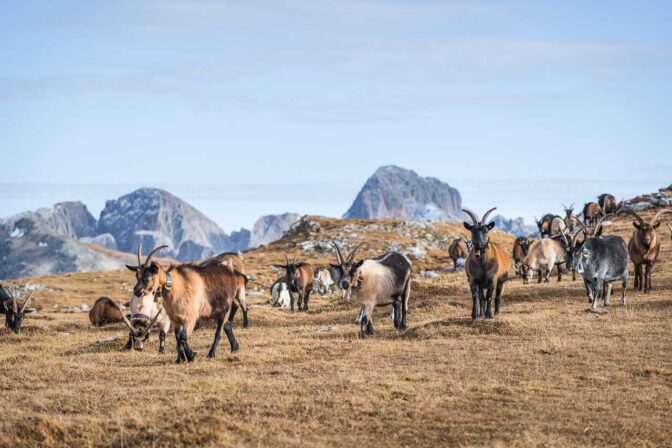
353,272,364,290
154,272,172,305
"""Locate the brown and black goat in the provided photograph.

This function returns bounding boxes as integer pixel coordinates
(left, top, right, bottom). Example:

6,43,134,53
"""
463,208,511,319
619,207,672,293
447,238,472,271
0,286,33,334
598,194,621,216
535,213,556,238
583,202,603,226
126,244,248,363
512,237,533,275
272,255,314,311
89,296,126,327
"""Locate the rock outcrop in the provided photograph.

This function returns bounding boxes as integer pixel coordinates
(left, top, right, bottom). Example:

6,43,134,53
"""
249,213,301,248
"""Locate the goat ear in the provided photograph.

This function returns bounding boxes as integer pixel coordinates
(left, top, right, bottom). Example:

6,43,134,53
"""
271,264,286,270
486,221,495,230
653,222,660,229
329,263,340,269
125,265,139,272
463,222,473,231
633,222,642,230
353,260,364,269
147,263,160,274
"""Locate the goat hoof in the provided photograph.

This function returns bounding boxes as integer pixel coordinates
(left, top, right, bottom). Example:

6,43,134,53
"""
207,351,216,359
175,357,185,364
243,321,249,328
159,349,165,355
231,343,240,353
399,323,407,330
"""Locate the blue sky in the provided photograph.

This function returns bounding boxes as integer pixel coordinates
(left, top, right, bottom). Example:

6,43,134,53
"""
1,1,671,231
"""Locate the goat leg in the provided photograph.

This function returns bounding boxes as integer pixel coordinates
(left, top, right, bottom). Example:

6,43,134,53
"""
485,282,494,319
224,321,239,352
208,317,225,358
159,329,166,354
125,332,133,350
470,284,479,320
174,327,186,364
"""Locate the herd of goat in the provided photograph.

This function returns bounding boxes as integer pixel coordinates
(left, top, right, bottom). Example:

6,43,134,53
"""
2,193,671,364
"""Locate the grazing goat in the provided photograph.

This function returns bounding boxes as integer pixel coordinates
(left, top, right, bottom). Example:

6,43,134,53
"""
463,208,511,319
517,235,566,284
270,277,291,308
0,286,33,334
535,214,556,238
273,255,314,311
314,268,336,295
562,204,579,232
598,194,621,216
331,242,412,337
573,232,628,309
89,296,125,327
619,207,672,293
583,202,603,226
447,238,472,271
117,293,171,353
127,243,248,363
512,237,533,275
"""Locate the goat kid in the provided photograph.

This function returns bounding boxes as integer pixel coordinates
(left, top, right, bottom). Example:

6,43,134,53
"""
270,277,291,308
116,292,171,353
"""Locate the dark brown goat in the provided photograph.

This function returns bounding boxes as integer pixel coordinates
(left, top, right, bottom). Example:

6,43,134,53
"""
127,243,248,363
583,202,603,226
598,194,621,215
619,207,672,293
89,296,125,327
447,238,471,271
512,237,533,275
535,214,555,237
463,207,511,319
273,254,315,312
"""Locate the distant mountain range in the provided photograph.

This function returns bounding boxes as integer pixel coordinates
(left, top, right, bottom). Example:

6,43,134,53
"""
1,165,544,279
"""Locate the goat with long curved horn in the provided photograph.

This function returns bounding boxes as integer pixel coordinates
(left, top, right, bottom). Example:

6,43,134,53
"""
137,241,143,266
332,242,345,265
347,243,365,263
143,245,168,268
462,209,479,225
481,207,497,225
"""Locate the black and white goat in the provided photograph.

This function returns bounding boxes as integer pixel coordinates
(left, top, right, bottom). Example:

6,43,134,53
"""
331,243,412,338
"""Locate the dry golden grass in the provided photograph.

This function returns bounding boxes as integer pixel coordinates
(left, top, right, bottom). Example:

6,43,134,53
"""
1,212,671,447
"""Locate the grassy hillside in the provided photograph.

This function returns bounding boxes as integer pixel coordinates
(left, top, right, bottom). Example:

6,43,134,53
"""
1,210,671,446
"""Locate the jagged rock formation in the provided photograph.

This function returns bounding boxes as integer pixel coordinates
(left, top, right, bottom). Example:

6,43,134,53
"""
97,188,242,261
35,201,97,239
343,166,462,221
249,213,301,248
491,215,536,237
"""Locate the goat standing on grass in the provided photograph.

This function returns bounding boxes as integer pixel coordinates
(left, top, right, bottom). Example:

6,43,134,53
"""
448,238,471,271
583,202,603,226
270,277,291,308
273,255,314,311
331,242,412,337
127,243,248,363
516,235,567,284
463,208,511,320
619,207,672,293
116,291,171,353
512,237,532,275
535,214,556,238
0,286,33,334
562,204,579,232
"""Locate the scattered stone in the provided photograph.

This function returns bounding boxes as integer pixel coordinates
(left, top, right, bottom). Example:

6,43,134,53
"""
421,270,438,278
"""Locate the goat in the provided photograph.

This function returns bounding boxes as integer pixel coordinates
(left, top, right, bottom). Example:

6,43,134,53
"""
463,208,511,319
573,231,628,309
583,202,603,226
198,252,251,327
619,207,672,293
517,235,566,284
512,237,533,275
314,268,335,295
562,204,579,232
447,238,472,271
598,194,621,216
89,296,125,327
269,277,291,308
116,293,171,353
331,242,412,337
549,216,567,237
272,255,314,311
0,286,33,334
535,213,556,238
127,243,248,363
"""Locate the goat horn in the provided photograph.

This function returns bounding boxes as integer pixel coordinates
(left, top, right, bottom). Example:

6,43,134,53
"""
331,242,344,265
292,254,297,265
284,254,290,265
144,245,168,268
10,288,17,314
481,207,497,224
19,291,33,314
650,208,672,226
137,241,143,266
112,301,138,335
570,230,584,247
617,207,644,225
141,307,163,338
347,243,365,263
462,209,479,225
